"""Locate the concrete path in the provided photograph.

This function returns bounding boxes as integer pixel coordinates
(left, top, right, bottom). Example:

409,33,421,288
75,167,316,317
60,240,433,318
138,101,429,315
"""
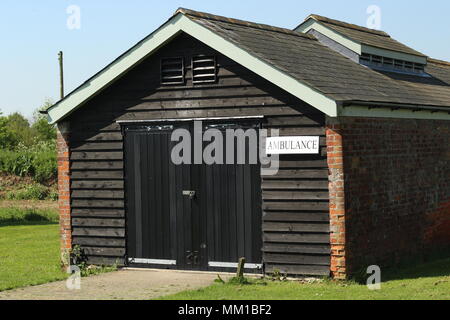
0,269,232,300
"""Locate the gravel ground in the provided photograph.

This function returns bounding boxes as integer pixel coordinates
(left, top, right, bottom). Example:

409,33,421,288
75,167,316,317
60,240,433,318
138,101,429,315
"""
0,269,232,300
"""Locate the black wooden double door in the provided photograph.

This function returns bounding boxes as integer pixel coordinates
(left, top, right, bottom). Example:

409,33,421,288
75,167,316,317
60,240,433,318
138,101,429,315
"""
125,121,262,271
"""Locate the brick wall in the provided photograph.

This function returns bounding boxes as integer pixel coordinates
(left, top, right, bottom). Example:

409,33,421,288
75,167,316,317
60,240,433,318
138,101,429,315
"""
335,117,450,275
57,122,71,262
326,119,347,279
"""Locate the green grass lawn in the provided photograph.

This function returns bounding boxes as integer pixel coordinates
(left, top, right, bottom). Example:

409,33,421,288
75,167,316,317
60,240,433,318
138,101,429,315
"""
162,258,450,300
0,208,67,291
0,207,59,226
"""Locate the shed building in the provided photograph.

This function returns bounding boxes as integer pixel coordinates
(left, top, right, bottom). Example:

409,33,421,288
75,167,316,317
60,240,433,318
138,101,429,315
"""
46,9,450,279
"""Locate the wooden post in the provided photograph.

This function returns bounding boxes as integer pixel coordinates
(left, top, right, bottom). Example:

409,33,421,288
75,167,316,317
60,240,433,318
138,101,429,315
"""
58,51,64,99
236,257,245,278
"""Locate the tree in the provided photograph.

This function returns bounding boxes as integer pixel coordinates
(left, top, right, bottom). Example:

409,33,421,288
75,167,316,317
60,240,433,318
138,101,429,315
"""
0,116,16,149
31,99,56,142
6,112,33,147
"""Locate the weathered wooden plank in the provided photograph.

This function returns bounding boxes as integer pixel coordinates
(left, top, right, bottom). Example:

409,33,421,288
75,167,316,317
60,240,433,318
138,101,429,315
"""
71,190,125,199
263,169,329,179
121,96,289,111
71,152,123,161
71,161,124,170
72,237,125,247
277,159,328,169
137,85,274,101
79,106,302,122
72,227,125,237
71,180,124,190
264,253,330,265
72,122,121,132
276,127,326,136
71,200,124,208
72,142,123,151
263,202,329,211
71,208,125,218
263,233,330,244
265,116,324,127
86,256,125,266
72,218,125,227
262,180,329,190
82,247,126,257
263,211,329,222
71,132,123,142
265,264,330,276
263,243,330,255
71,170,124,180
263,222,330,233
262,191,329,201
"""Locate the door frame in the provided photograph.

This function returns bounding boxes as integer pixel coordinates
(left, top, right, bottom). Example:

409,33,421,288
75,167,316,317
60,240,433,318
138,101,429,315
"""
121,117,265,273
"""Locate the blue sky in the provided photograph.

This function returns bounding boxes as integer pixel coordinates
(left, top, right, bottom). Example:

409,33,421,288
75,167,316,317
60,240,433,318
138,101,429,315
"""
1,0,449,118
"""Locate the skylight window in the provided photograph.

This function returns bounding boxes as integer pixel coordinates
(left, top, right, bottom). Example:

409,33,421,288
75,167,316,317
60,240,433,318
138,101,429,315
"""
360,53,426,75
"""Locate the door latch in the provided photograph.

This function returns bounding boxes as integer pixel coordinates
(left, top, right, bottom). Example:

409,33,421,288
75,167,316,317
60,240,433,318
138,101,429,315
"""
186,251,194,265
182,190,196,199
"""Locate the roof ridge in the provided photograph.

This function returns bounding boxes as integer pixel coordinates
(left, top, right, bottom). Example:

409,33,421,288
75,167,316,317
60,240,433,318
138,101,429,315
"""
175,7,315,40
307,14,390,37
428,58,450,67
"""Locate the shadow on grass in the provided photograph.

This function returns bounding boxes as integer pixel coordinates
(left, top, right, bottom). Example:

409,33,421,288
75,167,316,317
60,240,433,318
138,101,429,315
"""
0,210,59,227
378,256,450,283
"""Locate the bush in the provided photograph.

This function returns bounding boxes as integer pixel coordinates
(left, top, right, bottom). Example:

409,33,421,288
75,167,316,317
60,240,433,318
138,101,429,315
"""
0,141,56,183
31,146,57,183
6,184,49,200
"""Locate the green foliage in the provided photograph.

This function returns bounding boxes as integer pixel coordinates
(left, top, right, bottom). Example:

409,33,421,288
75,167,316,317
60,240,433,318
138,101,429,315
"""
6,184,49,200
0,141,56,183
32,99,56,142
228,276,251,285
0,101,57,184
68,245,118,277
0,117,16,149
269,269,288,282
32,118,56,141
5,112,34,147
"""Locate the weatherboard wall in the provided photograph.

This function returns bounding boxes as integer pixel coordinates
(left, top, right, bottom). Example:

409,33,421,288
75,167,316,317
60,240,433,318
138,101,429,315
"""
65,33,331,276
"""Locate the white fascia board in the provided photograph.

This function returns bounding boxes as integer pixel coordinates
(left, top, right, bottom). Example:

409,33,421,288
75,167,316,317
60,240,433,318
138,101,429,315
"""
47,14,337,123
339,105,450,120
295,19,362,55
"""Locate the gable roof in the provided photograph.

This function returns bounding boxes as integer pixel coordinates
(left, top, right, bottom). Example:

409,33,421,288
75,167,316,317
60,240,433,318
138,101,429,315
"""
303,14,426,58
46,8,450,123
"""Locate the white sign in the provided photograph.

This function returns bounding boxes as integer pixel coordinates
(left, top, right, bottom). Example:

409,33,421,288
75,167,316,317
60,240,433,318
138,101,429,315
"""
266,136,320,155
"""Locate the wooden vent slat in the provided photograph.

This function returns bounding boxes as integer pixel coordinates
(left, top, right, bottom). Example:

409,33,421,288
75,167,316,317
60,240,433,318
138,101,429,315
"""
161,57,184,85
192,55,217,84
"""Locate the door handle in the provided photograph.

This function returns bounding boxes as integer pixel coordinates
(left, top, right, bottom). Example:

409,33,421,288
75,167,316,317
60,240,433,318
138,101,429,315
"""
182,190,196,199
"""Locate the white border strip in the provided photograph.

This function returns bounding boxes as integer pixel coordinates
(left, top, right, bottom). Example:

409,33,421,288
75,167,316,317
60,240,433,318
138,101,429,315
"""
116,115,264,124
208,261,262,269
128,258,177,265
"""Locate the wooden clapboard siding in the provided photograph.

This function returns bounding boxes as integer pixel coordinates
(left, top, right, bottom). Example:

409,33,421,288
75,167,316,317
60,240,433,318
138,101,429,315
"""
65,32,329,275
261,114,330,276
